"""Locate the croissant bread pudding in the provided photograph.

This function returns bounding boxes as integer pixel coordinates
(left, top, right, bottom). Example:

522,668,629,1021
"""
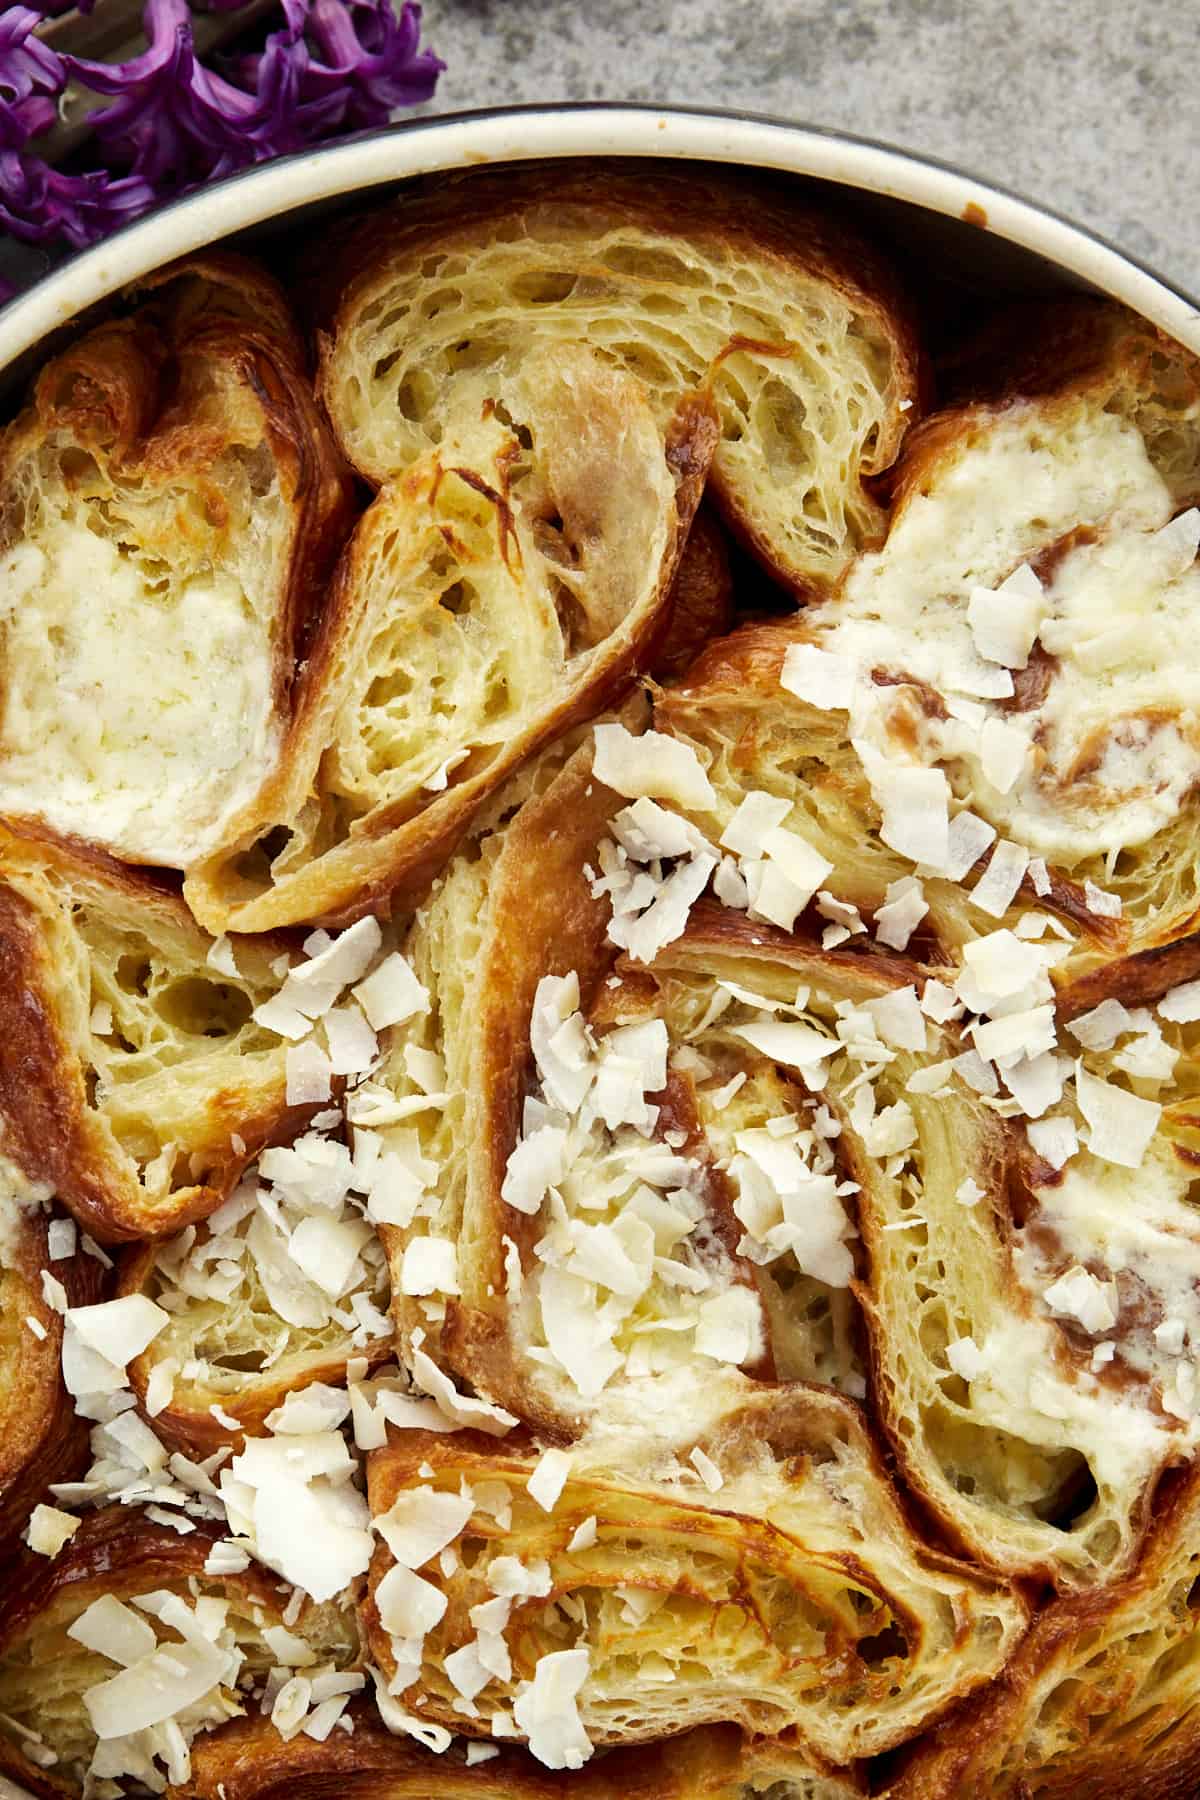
4,158,1200,1800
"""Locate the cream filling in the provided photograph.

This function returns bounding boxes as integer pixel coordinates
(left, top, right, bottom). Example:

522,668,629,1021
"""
0,521,278,867
1019,1140,1200,1401
823,403,1200,863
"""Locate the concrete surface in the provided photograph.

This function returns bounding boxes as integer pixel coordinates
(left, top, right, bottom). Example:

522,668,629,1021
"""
422,0,1200,299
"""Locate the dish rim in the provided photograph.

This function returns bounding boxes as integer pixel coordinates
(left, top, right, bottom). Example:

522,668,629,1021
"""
1,100,1199,377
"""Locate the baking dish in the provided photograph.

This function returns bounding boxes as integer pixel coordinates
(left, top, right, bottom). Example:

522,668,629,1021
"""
4,101,1200,1800
1,102,1198,390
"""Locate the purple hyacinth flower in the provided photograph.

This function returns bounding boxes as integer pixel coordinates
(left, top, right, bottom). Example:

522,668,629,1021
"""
0,7,68,152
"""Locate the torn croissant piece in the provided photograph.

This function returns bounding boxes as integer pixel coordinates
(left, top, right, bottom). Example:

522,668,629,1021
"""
682,300,1200,972
655,617,1127,970
838,300,1200,962
0,1505,361,1798
0,253,354,874
174,1709,865,1800
316,160,922,593
892,1463,1200,1799
360,1382,1026,1767
587,932,870,1396
183,349,718,934
0,1167,104,1548
0,830,319,1244
370,734,774,1436
119,1141,394,1457
641,911,1197,1591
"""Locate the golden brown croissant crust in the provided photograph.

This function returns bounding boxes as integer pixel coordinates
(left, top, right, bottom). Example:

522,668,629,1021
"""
0,1183,103,1551
175,1709,866,1800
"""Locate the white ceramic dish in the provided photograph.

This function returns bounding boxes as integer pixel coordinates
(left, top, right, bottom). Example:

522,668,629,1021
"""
1,103,1199,386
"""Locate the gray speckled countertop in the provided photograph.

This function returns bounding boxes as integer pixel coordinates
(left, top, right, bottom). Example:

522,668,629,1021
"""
422,0,1199,299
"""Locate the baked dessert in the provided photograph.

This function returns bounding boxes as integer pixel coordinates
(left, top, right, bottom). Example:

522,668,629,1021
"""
0,1508,360,1796
360,1381,1025,1763
0,829,319,1242
0,255,353,874
2,163,1200,1800
182,166,919,934
892,1461,1200,1797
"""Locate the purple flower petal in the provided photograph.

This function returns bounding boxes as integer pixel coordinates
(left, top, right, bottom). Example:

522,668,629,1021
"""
0,7,68,153
0,151,154,248
0,0,442,276
303,0,444,120
68,0,440,180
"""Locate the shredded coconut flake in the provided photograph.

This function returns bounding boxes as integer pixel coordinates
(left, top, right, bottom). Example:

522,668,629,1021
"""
220,1431,374,1601
854,744,951,870
1027,1114,1079,1170
353,953,430,1032
526,1448,572,1513
688,1446,723,1492
1083,880,1123,918
719,791,791,857
866,986,927,1052
1044,1265,1119,1334
399,1237,460,1298
780,641,857,710
567,1517,598,1552
375,1562,447,1638
1159,980,1200,1023
47,1217,77,1261
966,565,1045,669
375,1487,474,1568
693,1287,762,1365
942,810,997,881
512,1647,592,1771
946,1336,986,1380
285,1041,333,1106
1075,1063,1161,1168
25,1504,80,1557
874,876,928,951
970,840,1029,919
730,1019,834,1073
1028,857,1051,896
592,723,716,811
979,717,1031,794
